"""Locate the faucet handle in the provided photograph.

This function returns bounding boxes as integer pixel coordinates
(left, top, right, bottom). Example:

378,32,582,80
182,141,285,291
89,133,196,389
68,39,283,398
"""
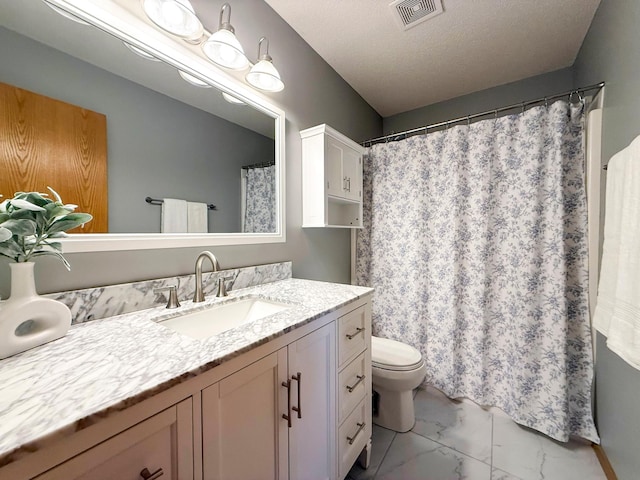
216,276,234,298
154,285,181,309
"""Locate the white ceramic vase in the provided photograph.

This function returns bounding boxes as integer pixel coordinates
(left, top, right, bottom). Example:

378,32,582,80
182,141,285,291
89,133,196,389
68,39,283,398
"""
0,262,71,359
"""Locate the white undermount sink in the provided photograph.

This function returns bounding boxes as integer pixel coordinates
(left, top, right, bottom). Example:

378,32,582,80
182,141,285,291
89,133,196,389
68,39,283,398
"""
158,297,291,340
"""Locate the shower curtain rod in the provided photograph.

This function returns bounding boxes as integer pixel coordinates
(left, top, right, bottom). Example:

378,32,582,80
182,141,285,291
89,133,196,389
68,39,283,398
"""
362,81,605,147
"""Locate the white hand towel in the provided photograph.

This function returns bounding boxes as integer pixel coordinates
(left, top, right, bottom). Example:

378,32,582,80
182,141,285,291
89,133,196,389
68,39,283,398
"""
187,202,208,233
161,198,188,233
593,134,640,370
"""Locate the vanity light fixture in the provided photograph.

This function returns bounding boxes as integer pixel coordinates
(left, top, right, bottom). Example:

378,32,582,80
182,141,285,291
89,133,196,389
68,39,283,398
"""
178,70,212,88
202,3,249,70
124,42,161,61
141,0,204,41
246,37,284,92
47,0,286,94
222,92,246,105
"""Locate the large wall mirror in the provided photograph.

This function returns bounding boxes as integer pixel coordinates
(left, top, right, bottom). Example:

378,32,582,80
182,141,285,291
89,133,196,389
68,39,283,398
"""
0,0,286,252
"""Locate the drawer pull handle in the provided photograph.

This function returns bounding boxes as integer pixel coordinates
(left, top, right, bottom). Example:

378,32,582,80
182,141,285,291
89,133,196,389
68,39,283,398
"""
347,422,366,445
292,372,302,419
345,327,364,340
140,467,164,480
346,374,365,393
282,379,292,428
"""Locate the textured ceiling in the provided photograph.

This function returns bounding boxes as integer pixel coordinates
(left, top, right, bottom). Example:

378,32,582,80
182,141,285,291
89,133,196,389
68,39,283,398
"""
265,0,601,117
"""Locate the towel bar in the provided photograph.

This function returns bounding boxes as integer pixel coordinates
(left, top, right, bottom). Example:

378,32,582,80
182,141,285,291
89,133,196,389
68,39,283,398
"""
145,196,217,210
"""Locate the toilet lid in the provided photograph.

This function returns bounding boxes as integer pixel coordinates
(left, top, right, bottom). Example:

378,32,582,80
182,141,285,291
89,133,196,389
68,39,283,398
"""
371,336,424,371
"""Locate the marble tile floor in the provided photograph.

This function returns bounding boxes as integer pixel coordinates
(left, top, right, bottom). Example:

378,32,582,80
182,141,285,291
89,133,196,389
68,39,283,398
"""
348,386,606,480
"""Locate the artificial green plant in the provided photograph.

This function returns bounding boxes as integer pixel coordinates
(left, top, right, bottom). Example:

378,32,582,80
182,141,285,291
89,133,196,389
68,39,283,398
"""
0,187,92,270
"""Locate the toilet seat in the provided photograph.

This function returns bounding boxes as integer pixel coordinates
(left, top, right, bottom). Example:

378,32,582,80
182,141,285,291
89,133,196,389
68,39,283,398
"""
372,336,424,371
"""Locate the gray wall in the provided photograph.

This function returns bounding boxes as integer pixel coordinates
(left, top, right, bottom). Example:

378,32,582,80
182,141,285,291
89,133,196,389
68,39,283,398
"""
574,0,640,478
0,26,275,234
0,0,382,297
383,68,574,134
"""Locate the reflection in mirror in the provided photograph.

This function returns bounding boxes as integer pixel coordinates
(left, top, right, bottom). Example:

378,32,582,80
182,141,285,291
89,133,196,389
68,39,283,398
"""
0,0,282,241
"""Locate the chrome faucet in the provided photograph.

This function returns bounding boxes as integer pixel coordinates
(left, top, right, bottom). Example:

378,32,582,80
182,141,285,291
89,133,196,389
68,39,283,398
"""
193,251,220,303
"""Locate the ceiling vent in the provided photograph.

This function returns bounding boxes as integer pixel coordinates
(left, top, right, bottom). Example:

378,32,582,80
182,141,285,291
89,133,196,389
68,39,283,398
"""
389,0,444,31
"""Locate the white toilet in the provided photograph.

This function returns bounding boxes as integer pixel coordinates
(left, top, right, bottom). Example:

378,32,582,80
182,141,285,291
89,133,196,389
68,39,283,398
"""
371,336,427,432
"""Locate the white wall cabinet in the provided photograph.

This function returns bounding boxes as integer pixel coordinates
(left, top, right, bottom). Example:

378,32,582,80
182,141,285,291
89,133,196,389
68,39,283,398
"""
4,298,372,480
301,124,365,228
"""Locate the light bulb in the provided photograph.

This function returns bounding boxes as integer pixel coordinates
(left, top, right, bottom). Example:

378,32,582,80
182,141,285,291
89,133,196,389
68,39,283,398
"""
246,60,284,92
218,44,240,64
161,2,185,28
202,29,249,70
141,0,203,40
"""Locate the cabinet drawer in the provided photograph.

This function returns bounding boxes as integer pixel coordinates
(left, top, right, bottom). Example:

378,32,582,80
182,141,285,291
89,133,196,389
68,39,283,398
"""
338,398,370,480
36,399,193,480
338,352,367,424
338,305,367,366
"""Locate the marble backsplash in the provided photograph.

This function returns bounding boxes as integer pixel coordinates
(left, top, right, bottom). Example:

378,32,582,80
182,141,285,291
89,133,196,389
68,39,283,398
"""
45,262,292,325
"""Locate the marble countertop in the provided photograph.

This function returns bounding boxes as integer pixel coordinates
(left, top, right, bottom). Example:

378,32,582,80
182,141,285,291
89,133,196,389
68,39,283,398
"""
0,278,373,467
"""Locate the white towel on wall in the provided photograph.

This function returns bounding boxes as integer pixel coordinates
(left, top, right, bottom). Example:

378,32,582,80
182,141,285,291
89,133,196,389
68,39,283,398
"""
187,202,208,233
593,134,640,370
161,198,188,233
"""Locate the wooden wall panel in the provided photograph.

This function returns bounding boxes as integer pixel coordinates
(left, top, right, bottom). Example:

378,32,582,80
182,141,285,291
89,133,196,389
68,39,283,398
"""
0,81,108,233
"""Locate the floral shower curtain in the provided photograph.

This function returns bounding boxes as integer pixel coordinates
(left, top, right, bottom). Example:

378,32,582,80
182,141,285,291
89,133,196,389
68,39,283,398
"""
242,164,276,233
355,101,599,442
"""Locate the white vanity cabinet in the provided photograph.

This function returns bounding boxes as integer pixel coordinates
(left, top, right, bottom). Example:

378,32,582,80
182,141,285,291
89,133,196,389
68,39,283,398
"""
201,322,336,480
1,296,372,480
301,124,365,228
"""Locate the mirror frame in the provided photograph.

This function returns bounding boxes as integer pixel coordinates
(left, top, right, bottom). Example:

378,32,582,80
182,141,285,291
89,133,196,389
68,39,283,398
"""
41,0,286,253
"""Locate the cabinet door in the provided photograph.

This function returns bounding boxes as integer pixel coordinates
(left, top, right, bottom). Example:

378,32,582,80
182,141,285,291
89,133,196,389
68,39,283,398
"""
288,323,337,480
36,399,193,480
202,350,289,480
326,136,347,198
341,147,362,202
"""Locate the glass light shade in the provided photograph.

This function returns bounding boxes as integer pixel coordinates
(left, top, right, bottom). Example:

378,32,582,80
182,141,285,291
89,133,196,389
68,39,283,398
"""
141,0,203,40
222,92,246,105
246,59,284,92
178,70,211,88
202,29,249,70
124,42,160,61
